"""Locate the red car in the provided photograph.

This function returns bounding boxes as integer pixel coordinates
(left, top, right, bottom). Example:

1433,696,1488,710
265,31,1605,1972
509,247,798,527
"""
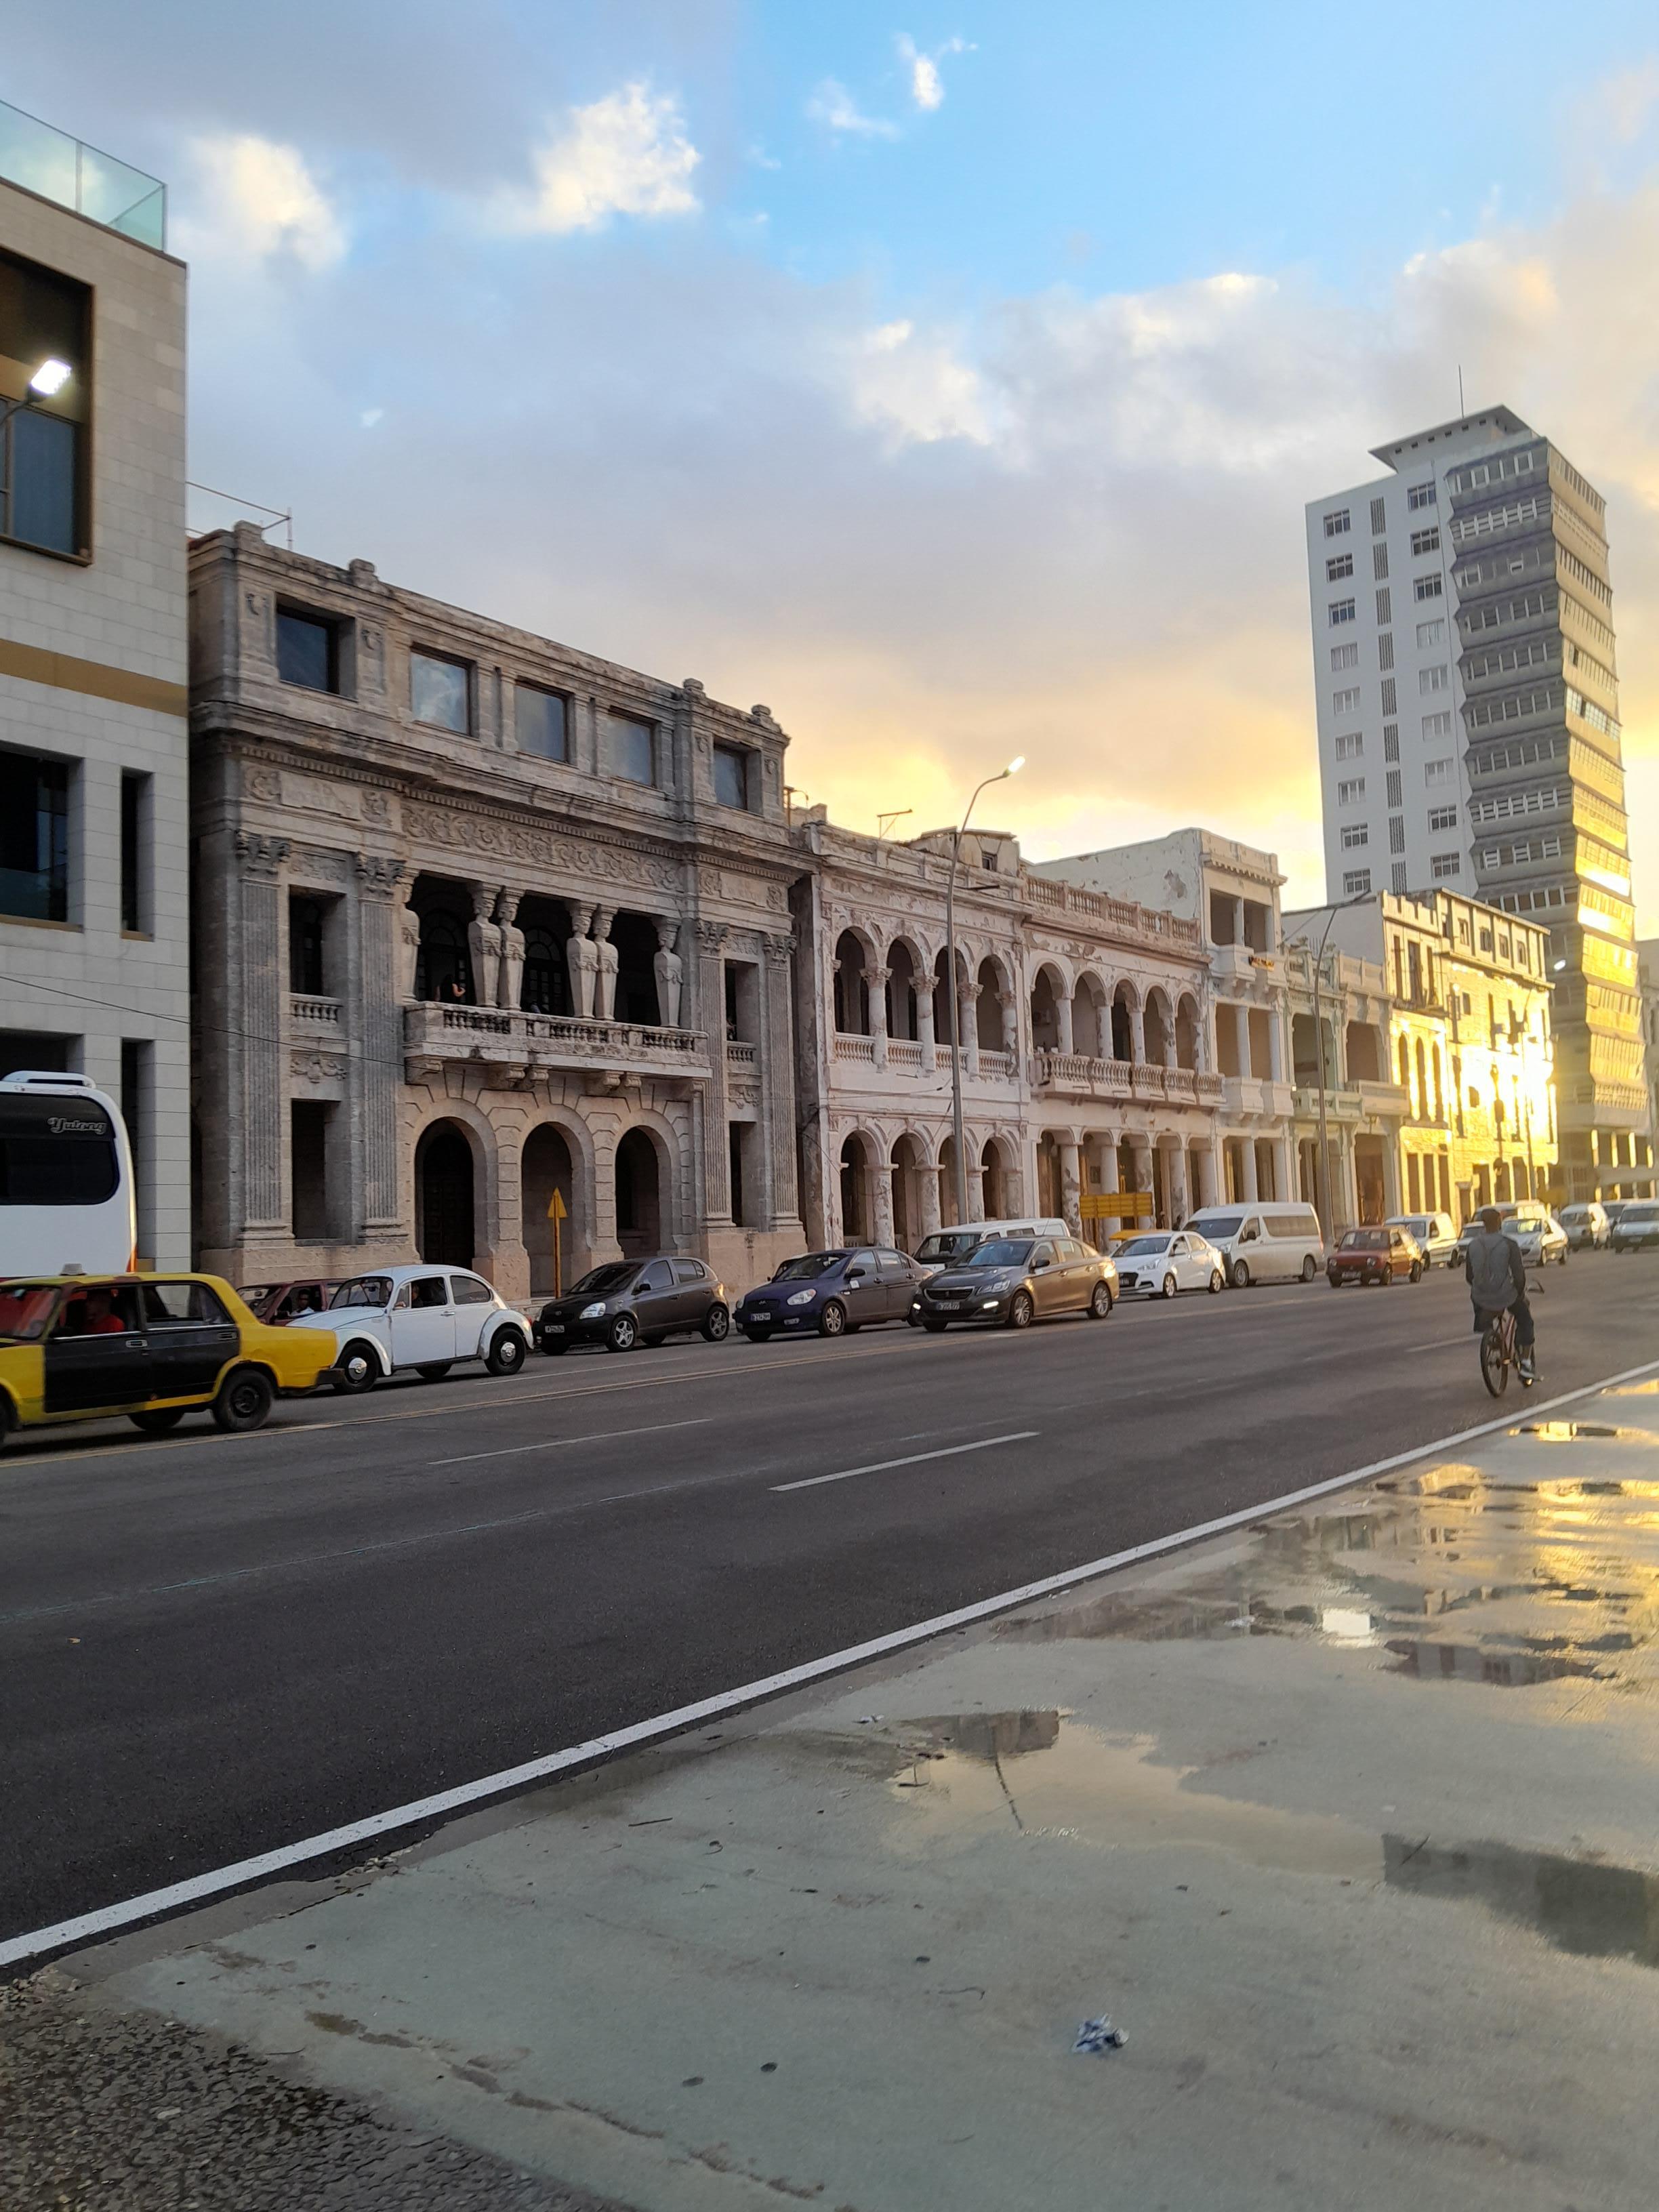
237,1279,340,1324
1326,1226,1422,1288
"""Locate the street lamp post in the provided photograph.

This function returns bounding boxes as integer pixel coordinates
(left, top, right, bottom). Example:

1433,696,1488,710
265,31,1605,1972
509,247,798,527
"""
1,359,73,430
1284,889,1372,1246
944,757,1023,1226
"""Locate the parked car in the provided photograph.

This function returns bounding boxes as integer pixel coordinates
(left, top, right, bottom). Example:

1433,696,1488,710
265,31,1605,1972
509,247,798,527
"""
1183,1204,1324,1288
912,1217,1069,1277
536,1256,730,1353
737,1248,927,1340
0,1272,338,1448
1386,1212,1458,1268
1113,1230,1225,1299
1601,1200,1632,1237
285,1263,532,1391
1559,1202,1610,1251
237,1278,340,1324
1610,1201,1659,1254
912,1234,1117,1332
1327,1225,1422,1287
1494,1202,1568,1267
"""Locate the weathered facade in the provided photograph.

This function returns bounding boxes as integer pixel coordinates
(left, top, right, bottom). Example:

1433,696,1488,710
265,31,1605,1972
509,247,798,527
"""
792,815,1225,1246
190,527,804,1296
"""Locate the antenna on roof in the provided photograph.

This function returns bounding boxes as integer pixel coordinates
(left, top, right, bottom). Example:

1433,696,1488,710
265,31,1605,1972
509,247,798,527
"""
876,808,913,840
1457,364,1465,415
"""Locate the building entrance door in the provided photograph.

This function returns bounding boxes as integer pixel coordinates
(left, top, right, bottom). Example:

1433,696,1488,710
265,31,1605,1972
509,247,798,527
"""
418,1124,475,1266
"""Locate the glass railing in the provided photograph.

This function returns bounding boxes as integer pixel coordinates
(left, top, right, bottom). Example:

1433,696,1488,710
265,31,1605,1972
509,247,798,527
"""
0,99,165,249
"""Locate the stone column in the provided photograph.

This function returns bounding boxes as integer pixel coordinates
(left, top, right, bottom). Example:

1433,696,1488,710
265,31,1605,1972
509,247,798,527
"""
234,832,290,1235
1130,1002,1147,1063
496,890,525,1010
962,983,981,1078
653,920,686,1029
1059,1138,1082,1233
917,983,937,1074
467,882,501,1010
355,854,409,1241
1267,1001,1285,1084
1168,1141,1190,1225
866,963,890,1069
1098,1135,1122,1233
760,932,800,1228
998,988,1018,1058
1056,992,1075,1057
918,1155,942,1238
873,1158,896,1247
1242,1134,1260,1201
1232,896,1246,944
966,1140,986,1221
592,907,619,1022
566,903,598,1018
697,921,732,1223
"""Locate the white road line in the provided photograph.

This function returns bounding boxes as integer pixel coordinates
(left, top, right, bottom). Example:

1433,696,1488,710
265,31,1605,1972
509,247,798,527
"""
771,1431,1040,1493
5,1353,1658,1973
432,1418,708,1467
1401,1336,1474,1354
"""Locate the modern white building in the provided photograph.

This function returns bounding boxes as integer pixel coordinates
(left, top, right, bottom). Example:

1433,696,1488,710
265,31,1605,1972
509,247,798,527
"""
1307,407,1643,1202
0,102,189,1264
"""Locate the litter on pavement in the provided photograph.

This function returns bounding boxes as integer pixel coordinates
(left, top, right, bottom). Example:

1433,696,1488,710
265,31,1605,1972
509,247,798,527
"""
1073,2016,1128,2055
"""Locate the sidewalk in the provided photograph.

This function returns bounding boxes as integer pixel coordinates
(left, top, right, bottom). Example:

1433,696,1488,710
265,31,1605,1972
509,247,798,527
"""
12,1373,1659,2211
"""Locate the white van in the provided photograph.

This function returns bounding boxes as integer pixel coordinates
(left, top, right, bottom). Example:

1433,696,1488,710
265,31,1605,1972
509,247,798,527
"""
1183,1203,1325,1288
912,1217,1069,1276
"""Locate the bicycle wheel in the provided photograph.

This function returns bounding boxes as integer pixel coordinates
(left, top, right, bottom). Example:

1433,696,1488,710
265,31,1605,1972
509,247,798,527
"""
1479,1324,1509,1397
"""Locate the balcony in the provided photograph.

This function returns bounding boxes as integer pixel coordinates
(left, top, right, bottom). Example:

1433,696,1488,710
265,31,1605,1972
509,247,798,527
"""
290,994,341,1031
1222,1075,1294,1120
404,1003,710,1085
0,99,166,248
1210,943,1276,985
726,1040,758,1070
1031,1052,1133,1099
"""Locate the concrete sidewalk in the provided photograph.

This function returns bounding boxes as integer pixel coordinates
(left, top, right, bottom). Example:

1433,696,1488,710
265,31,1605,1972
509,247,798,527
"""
12,1374,1659,2211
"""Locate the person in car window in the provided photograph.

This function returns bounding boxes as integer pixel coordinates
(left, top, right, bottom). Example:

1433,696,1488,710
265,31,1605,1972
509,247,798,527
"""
1465,1205,1535,1380
65,1288,126,1334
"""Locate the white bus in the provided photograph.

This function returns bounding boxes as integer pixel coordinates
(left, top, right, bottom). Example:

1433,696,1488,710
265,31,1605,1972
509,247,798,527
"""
0,1071,136,1278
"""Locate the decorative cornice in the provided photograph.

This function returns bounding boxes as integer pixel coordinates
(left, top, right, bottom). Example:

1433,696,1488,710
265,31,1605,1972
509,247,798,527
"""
234,831,290,880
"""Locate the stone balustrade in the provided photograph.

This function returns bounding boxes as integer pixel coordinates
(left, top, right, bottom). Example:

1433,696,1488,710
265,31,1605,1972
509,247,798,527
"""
1021,872,1203,950
403,1002,710,1083
289,994,341,1028
726,1040,758,1068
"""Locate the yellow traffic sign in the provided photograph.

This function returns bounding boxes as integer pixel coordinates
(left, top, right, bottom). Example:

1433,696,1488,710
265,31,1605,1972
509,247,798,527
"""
547,1189,568,1221
1080,1191,1153,1219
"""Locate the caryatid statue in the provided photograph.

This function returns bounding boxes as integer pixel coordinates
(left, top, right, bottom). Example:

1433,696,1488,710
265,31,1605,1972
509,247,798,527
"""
398,901,422,1001
466,884,502,1010
495,890,525,1010
593,907,619,1021
565,901,598,1019
652,919,684,1030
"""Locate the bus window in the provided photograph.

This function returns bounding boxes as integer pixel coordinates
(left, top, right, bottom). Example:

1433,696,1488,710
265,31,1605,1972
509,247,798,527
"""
0,1094,119,1204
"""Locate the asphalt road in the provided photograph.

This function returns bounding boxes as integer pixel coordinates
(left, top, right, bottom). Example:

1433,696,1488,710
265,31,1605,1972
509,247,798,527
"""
5,1252,1658,1946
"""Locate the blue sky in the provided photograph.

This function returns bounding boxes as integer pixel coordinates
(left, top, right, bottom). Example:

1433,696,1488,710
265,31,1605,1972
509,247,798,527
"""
9,4,1659,914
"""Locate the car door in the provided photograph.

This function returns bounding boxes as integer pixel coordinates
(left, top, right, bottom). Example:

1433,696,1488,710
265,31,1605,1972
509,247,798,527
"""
388,1274,456,1367
632,1260,680,1335
449,1272,497,1357
1027,1240,1062,1313
142,1279,242,1400
670,1259,712,1330
1055,1238,1093,1308
876,1248,916,1322
41,1283,152,1414
842,1249,878,1317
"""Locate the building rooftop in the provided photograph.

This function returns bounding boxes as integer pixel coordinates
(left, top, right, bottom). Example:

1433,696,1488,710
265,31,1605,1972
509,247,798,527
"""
1369,405,1532,472
0,97,165,249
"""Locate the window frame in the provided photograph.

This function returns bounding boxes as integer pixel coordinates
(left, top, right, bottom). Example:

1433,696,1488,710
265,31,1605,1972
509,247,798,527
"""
513,681,570,764
409,648,474,735
603,709,658,788
276,606,342,695
712,741,755,811
0,247,91,563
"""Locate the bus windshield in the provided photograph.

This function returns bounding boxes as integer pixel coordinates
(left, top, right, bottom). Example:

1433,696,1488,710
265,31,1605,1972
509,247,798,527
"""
0,1094,119,1205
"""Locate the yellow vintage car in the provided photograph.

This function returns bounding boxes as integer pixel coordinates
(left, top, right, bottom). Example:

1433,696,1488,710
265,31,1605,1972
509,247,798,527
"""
0,1273,339,1449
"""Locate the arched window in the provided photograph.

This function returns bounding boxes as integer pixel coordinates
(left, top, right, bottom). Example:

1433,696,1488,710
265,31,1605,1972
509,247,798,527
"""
417,911,471,1003
1414,1039,1429,1122
834,933,870,1034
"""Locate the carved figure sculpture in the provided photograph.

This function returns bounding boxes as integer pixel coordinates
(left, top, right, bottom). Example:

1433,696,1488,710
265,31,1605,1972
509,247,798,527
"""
592,908,619,1021
496,890,525,1010
652,920,684,1030
398,903,422,1001
566,902,598,1019
467,885,503,1011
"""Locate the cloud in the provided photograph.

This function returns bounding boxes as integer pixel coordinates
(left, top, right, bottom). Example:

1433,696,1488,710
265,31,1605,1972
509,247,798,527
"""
181,135,346,268
896,34,972,112
1600,58,1659,146
501,83,700,234
847,319,999,447
806,79,900,139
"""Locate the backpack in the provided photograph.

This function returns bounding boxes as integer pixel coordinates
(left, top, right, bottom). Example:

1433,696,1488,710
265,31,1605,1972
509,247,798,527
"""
1467,1231,1514,1311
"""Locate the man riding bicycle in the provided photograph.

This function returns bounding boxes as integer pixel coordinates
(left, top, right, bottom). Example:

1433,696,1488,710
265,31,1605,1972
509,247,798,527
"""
1465,1205,1536,1380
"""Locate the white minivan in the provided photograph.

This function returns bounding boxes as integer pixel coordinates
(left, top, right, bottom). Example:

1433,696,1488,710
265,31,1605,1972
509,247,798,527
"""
1183,1203,1326,1288
912,1217,1069,1277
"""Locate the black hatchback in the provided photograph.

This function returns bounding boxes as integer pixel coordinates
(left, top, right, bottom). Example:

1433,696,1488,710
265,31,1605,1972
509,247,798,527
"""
735,1247,927,1340
536,1256,731,1354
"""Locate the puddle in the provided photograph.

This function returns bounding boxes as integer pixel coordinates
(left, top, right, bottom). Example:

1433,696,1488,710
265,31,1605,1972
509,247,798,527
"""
1383,1639,1607,1687
1386,1834,1659,1967
1516,1422,1629,1442
886,1714,1380,1880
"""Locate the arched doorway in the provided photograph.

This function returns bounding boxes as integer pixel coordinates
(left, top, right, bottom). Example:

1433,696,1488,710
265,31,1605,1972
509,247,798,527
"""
1036,1134,1063,1216
615,1128,662,1257
840,1133,874,1242
417,1122,475,1266
981,1139,1007,1219
890,1134,922,1248
523,1124,575,1296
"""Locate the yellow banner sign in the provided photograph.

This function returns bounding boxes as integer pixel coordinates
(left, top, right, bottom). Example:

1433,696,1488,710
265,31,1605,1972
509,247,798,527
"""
1080,1191,1153,1219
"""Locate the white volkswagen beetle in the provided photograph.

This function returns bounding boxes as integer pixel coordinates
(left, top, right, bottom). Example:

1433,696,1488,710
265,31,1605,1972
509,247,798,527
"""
1112,1230,1226,1300
286,1264,532,1393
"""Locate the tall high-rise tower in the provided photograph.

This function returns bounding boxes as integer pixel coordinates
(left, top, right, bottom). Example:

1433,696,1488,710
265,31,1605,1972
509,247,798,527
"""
1307,407,1643,1199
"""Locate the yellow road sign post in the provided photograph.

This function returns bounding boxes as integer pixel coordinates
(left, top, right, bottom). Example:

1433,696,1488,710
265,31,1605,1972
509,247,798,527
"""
547,1187,567,1297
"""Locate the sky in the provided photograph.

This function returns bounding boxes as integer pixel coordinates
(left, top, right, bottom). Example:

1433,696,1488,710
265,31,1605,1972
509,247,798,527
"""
12,3,1659,918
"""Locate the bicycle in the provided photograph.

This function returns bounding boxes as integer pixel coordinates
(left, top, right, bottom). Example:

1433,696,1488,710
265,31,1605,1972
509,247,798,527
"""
1478,1305,1537,1397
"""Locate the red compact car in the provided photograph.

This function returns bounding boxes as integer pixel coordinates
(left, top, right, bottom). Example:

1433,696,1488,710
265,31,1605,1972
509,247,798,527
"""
1326,1226,1422,1288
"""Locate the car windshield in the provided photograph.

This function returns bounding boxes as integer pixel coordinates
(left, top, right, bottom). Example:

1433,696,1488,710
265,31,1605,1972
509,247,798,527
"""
773,1253,842,1281
1623,1205,1659,1223
329,1275,394,1309
0,1284,58,1340
571,1265,640,1296
914,1232,980,1265
1121,1235,1171,1256
1187,1214,1242,1240
1340,1231,1387,1250
1400,1219,1431,1237
964,1240,1035,1268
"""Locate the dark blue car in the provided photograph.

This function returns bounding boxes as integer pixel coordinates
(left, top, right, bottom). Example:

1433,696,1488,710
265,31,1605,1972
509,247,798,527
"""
735,1246,925,1341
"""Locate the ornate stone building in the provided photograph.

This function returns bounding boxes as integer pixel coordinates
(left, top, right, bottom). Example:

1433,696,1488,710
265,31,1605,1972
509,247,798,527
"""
189,526,803,1296
790,813,1225,1246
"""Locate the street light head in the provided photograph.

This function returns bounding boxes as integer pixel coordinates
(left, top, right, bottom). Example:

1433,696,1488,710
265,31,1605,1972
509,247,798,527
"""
1552,958,1567,972
28,359,72,398
1004,756,1025,777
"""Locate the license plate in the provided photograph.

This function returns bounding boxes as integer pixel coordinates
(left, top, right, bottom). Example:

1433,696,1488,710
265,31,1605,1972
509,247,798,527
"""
935,1299,963,1310
545,1324,566,1334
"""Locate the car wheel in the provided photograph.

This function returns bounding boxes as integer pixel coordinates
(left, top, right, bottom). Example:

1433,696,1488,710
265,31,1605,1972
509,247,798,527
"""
1231,1259,1251,1289
817,1300,847,1338
1087,1281,1113,1319
607,1313,639,1353
741,1326,773,1343
1300,1255,1317,1283
129,1406,187,1435
1558,1248,1568,1267
332,1340,380,1394
1006,1290,1035,1330
417,1361,453,1382
701,1303,731,1343
486,1329,528,1375
922,1317,949,1333
1160,1273,1177,1300
1409,1261,1422,1284
1209,1269,1224,1294
211,1365,274,1434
